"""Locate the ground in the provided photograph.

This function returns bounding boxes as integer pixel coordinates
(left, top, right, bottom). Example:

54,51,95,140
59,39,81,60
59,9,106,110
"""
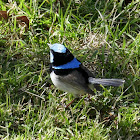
0,0,140,139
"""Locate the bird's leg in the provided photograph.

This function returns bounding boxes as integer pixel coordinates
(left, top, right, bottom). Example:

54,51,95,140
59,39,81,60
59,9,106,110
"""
65,98,76,108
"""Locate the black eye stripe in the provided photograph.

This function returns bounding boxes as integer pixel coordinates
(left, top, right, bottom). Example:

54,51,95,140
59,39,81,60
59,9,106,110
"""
51,49,74,66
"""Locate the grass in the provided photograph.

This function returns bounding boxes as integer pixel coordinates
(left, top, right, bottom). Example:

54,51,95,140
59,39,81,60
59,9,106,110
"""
0,0,140,139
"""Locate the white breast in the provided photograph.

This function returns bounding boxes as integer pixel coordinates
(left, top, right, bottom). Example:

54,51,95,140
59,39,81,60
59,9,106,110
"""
50,71,65,91
50,71,85,96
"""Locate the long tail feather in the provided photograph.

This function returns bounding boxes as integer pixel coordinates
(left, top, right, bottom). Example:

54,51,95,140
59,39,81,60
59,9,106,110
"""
88,78,125,87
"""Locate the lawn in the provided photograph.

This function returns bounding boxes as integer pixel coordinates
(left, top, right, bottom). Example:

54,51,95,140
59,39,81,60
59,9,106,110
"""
0,0,140,139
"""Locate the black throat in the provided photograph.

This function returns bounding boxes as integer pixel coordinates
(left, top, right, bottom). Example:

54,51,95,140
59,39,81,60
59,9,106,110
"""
50,65,74,75
51,49,74,66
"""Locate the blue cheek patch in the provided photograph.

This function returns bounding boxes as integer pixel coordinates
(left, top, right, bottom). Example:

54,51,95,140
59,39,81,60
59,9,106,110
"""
52,58,81,69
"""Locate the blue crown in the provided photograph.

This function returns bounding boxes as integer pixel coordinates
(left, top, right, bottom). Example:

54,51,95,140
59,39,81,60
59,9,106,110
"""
49,43,66,53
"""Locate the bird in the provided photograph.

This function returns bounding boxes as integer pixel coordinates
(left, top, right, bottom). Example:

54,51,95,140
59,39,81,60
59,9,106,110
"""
48,43,125,107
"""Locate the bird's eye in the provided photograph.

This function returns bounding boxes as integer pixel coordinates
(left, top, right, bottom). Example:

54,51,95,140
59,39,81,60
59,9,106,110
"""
51,49,54,53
